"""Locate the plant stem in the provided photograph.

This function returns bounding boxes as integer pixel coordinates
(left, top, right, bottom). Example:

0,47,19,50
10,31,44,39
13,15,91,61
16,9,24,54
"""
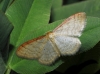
5,67,11,74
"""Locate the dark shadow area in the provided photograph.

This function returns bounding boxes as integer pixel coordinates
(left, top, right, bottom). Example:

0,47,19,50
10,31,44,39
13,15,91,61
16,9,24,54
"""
47,60,97,74
63,0,85,5
95,69,100,74
10,70,18,74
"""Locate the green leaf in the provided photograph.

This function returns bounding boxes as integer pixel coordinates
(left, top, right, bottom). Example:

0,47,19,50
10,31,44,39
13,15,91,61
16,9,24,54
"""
0,54,6,74
17,0,53,45
0,0,4,10
2,0,10,12
6,0,34,46
52,0,62,9
80,16,100,52
0,0,13,12
5,0,100,74
0,11,13,74
52,0,100,21
6,0,63,74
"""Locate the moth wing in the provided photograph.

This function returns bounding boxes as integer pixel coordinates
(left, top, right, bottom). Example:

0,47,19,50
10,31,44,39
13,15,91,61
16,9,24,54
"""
53,36,81,55
53,12,86,37
16,36,47,59
38,40,60,65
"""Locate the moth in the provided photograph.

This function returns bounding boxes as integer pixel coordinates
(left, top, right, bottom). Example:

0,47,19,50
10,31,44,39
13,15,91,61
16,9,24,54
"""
16,12,86,65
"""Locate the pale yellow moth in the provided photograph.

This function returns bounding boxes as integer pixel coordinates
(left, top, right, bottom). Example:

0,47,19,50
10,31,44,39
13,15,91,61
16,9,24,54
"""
17,12,86,65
